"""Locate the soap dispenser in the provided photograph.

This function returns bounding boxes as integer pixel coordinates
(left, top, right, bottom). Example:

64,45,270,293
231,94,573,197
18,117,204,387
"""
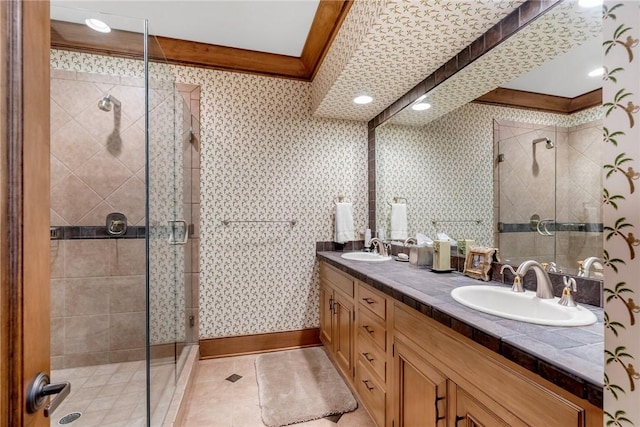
432,240,451,272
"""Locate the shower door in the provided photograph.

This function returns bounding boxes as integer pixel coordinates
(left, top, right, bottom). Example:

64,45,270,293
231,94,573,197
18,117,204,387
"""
146,52,187,425
496,123,557,267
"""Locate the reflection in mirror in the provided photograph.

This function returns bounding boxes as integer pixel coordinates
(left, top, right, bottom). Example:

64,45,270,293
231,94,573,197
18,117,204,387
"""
375,1,602,278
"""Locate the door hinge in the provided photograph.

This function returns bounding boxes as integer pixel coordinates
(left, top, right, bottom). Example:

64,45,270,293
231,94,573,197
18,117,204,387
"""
392,343,395,357
497,153,505,163
189,315,195,328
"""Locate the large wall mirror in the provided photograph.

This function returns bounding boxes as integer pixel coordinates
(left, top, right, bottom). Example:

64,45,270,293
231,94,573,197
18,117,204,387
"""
374,1,602,278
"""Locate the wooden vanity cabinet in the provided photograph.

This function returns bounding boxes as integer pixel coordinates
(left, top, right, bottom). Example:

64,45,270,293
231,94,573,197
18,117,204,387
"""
319,262,355,380
318,262,603,427
394,302,600,427
355,281,392,427
393,337,448,427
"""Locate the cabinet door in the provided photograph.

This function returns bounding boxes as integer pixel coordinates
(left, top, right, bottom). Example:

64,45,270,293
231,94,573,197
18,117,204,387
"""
333,292,354,378
454,386,527,427
319,282,334,348
394,339,447,427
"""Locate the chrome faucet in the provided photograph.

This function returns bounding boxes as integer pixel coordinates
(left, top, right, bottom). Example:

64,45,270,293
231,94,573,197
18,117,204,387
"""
515,260,555,299
580,256,604,278
369,237,390,257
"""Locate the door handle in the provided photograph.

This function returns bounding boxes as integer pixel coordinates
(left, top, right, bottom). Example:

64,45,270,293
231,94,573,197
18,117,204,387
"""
26,372,70,417
168,220,189,245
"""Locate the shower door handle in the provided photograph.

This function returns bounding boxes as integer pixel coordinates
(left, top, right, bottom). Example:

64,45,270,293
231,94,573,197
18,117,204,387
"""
26,372,70,417
168,220,189,245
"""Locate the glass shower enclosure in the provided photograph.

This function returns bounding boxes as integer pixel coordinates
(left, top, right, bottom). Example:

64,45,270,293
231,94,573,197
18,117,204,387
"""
495,119,604,276
49,4,189,425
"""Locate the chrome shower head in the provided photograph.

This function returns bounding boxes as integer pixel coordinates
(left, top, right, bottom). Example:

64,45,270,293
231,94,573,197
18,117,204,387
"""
97,94,120,112
532,137,554,149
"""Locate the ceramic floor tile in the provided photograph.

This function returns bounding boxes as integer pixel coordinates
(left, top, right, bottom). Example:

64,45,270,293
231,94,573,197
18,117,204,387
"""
184,401,233,426
51,361,155,427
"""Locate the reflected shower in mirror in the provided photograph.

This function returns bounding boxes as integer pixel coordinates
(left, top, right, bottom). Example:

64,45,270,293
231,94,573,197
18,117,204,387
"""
374,0,603,278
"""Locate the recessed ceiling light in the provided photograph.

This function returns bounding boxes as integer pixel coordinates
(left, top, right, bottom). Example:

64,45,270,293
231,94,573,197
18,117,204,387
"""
412,102,431,111
578,0,602,8
415,94,427,103
353,95,373,105
85,18,111,33
588,67,604,77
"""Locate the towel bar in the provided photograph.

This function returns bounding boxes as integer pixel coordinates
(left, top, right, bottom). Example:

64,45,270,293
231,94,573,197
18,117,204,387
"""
222,219,297,226
334,195,349,204
387,197,408,206
431,219,481,225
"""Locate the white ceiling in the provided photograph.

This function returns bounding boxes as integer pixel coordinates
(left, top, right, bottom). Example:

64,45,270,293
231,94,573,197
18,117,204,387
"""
50,1,602,123
502,37,602,98
50,0,320,57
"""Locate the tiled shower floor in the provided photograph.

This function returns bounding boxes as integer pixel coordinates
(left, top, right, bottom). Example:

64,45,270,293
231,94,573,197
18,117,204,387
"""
49,360,173,427
181,351,376,427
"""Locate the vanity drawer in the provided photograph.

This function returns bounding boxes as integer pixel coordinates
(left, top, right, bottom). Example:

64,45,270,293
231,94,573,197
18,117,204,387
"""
358,283,386,320
320,262,354,297
356,360,386,427
358,331,386,383
358,307,386,352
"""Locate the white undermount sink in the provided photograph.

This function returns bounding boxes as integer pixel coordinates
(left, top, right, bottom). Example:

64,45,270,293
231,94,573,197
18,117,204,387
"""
450,285,597,326
341,252,392,262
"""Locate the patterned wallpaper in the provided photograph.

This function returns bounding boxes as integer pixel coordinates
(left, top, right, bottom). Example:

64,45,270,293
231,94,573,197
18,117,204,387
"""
179,70,368,338
312,0,524,121
51,50,369,340
389,0,601,127
602,2,640,424
376,103,601,248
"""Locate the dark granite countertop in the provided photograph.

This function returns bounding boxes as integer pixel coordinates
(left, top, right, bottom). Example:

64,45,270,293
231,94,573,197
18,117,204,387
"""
317,251,604,408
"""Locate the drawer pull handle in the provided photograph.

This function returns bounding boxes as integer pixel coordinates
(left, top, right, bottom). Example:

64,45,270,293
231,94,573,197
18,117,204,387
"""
362,297,375,305
362,380,374,391
455,415,465,426
363,325,374,334
362,352,374,363
435,395,445,423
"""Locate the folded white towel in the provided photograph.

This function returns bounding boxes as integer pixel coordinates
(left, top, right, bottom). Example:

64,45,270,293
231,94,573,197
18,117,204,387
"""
334,202,355,244
390,203,408,241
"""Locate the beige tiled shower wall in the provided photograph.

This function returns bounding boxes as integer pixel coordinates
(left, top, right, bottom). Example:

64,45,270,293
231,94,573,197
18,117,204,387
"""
495,118,603,271
177,83,201,345
50,69,148,369
50,239,146,369
556,119,603,271
50,69,147,226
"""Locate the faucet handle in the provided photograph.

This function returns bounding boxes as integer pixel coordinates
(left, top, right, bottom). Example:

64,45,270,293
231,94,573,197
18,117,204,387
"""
558,276,577,307
576,260,585,277
499,264,516,276
511,275,524,293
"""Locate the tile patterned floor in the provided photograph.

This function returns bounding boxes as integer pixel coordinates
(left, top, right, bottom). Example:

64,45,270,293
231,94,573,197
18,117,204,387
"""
181,352,376,427
50,360,174,427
